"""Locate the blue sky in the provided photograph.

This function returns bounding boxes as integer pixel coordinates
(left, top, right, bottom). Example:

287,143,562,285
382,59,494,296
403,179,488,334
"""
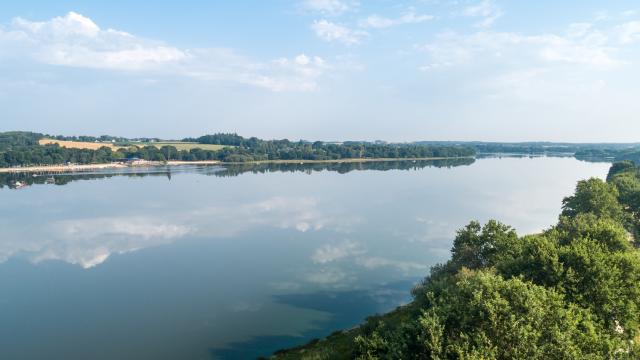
1,1,640,142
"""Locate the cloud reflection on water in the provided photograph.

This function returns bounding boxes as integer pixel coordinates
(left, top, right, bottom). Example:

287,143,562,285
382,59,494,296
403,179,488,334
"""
1,195,357,268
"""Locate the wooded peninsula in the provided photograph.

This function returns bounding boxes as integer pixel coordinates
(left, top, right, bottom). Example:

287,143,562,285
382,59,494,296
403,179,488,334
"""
271,161,640,359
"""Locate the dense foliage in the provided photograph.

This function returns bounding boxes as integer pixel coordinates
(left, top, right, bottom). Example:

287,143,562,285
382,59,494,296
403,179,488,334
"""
274,162,640,360
192,133,476,162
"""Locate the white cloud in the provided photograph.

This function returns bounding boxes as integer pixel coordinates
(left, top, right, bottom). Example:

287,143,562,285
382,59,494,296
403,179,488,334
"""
13,11,100,37
9,12,187,71
463,0,503,28
58,216,191,240
616,21,640,44
359,12,435,29
22,216,193,268
312,19,367,45
0,12,329,92
418,24,623,71
302,0,354,16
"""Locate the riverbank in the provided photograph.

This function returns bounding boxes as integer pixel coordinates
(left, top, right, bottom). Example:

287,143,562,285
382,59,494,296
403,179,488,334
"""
0,157,473,173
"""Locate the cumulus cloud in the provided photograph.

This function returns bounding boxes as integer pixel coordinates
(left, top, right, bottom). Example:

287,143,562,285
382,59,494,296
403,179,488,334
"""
463,0,503,28
359,12,434,29
0,12,328,92
8,12,187,71
312,20,367,45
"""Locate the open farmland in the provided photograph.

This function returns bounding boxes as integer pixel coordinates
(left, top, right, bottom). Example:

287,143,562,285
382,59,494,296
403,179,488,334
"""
39,139,228,151
39,139,122,150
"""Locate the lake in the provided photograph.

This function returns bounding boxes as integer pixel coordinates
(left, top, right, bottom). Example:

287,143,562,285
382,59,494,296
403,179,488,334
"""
0,157,609,359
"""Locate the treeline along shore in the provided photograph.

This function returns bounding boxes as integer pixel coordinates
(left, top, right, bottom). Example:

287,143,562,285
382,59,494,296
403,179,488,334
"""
0,131,475,171
4,131,640,173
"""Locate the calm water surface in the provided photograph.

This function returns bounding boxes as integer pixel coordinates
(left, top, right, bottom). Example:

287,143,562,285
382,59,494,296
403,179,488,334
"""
0,157,609,359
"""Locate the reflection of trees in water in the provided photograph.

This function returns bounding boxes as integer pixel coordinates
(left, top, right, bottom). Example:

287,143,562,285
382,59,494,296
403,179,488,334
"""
0,171,167,189
0,158,475,189
215,158,475,177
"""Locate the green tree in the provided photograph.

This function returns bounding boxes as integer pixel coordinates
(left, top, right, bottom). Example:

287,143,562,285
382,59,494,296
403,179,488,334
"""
449,220,520,271
357,270,630,360
562,178,624,221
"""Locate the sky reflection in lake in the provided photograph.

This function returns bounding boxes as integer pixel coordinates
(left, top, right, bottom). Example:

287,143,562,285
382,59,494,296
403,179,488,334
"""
0,157,609,359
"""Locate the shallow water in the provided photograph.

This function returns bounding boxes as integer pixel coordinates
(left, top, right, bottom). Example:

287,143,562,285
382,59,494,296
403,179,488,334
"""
0,157,609,359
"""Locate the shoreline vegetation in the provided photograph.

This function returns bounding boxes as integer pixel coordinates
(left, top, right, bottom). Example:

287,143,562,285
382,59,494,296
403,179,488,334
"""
0,131,476,169
3,131,640,172
0,156,474,174
269,160,640,359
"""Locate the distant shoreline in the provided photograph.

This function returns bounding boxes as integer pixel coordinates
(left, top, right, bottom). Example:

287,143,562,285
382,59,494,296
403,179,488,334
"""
0,157,473,174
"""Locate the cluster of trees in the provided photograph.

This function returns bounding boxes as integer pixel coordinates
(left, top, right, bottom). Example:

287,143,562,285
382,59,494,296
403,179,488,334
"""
349,162,640,359
194,133,476,162
49,134,132,143
0,132,476,167
275,161,640,359
186,133,247,146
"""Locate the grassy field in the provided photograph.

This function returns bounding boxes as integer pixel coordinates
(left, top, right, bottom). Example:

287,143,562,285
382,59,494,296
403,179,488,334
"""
39,139,228,151
39,139,121,150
